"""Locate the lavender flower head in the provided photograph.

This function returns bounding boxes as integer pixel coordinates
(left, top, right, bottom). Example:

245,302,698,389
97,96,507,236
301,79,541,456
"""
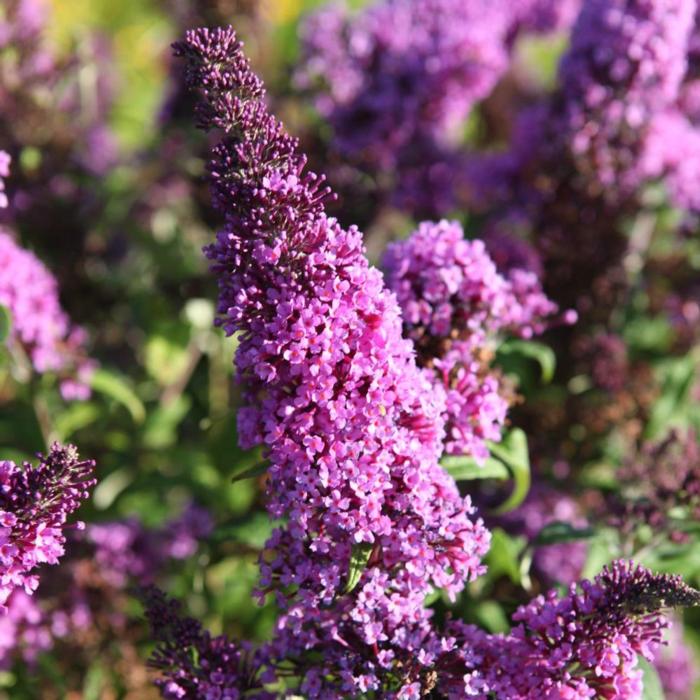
0,444,95,610
0,230,95,400
174,26,490,694
144,587,273,699
382,219,561,459
298,0,510,166
0,590,51,668
296,0,513,216
86,504,213,587
440,560,700,698
559,0,695,196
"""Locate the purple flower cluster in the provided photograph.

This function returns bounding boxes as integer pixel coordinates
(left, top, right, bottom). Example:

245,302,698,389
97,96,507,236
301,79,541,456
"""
0,230,95,399
469,0,697,324
174,26,490,695
382,219,561,459
0,504,212,669
512,0,582,34
144,586,274,699
296,0,512,216
556,0,694,197
298,0,509,163
440,561,700,698
0,444,95,610
0,591,51,668
86,504,213,587
612,430,700,543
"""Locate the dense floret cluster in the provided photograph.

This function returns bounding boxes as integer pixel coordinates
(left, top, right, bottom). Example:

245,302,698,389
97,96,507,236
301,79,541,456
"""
440,561,700,698
144,586,274,699
173,25,492,694
382,219,561,459
0,444,95,609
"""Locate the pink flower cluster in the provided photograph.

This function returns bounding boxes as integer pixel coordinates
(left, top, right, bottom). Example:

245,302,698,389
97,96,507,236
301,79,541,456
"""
0,230,95,400
0,444,95,610
174,26,490,695
167,24,700,700
439,561,700,699
382,220,561,459
558,0,696,199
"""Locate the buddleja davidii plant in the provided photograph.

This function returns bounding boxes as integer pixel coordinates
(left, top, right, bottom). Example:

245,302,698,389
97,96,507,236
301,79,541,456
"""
139,24,700,699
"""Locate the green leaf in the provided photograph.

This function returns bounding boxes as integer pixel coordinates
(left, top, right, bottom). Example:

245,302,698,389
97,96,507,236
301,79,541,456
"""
54,402,100,441
90,368,145,423
141,395,190,449
639,657,665,700
230,460,268,483
0,305,11,344
213,512,277,549
344,542,374,594
92,468,133,510
485,528,525,585
646,356,697,439
441,455,510,481
490,428,531,514
144,323,191,387
533,522,595,546
498,339,556,383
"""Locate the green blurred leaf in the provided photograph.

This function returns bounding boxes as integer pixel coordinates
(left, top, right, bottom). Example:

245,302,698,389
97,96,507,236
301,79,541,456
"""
646,356,698,439
0,305,11,343
54,402,100,441
533,522,596,546
344,542,374,594
639,657,665,700
90,368,145,423
441,455,510,481
490,428,531,514
485,528,524,585
497,339,556,383
231,460,268,484
213,512,276,549
142,395,190,449
93,468,133,510
144,323,191,387
472,600,510,634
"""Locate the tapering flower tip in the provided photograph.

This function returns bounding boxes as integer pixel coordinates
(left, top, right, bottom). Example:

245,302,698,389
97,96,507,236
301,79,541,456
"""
596,560,700,615
0,443,96,610
0,151,10,209
0,231,95,400
143,586,273,699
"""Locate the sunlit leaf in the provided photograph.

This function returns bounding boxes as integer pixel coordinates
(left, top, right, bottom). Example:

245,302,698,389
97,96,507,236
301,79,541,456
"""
441,455,510,481
344,542,374,594
490,428,531,514
90,368,146,423
0,305,11,344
